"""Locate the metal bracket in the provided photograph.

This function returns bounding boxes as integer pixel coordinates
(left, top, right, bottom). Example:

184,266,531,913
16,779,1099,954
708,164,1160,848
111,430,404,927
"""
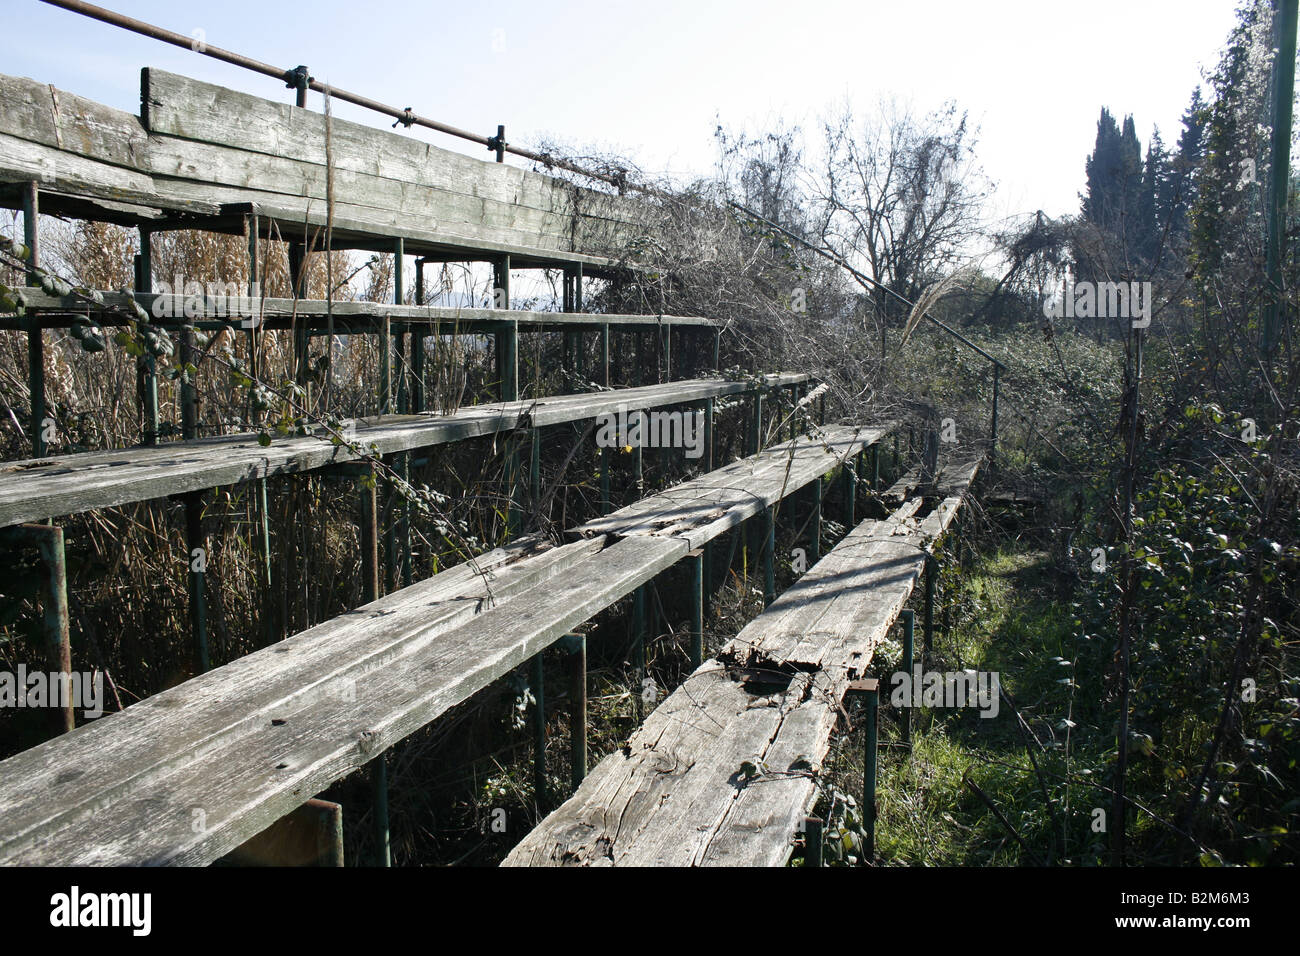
284,65,311,92
392,107,416,129
487,124,506,162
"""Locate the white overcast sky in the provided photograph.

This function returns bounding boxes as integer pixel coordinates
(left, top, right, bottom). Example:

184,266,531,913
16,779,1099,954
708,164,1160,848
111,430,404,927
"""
3,0,1242,225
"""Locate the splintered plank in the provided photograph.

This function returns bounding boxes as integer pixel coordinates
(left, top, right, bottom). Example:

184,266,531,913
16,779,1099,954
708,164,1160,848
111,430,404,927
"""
0,533,685,865
0,377,799,527
575,423,897,550
504,459,981,867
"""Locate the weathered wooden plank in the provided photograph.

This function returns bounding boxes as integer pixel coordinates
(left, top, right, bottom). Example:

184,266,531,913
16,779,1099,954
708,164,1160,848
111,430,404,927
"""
0,533,575,859
576,423,895,551
0,533,684,865
0,68,648,265
0,73,148,171
505,459,982,867
141,69,641,225
0,377,790,527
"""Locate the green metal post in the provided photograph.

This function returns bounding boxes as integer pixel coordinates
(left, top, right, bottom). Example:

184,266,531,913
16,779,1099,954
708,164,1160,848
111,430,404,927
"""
413,259,426,412
689,550,704,668
924,556,936,658
530,427,541,507
809,477,822,564
704,397,715,472
763,506,775,606
805,817,823,867
371,756,390,867
360,468,379,603
900,608,915,747
22,183,46,459
563,634,587,791
136,226,159,449
599,445,611,516
599,322,610,388
863,681,878,860
842,456,857,527
186,494,209,673
711,327,720,372
631,585,646,713
532,651,547,807
6,524,73,735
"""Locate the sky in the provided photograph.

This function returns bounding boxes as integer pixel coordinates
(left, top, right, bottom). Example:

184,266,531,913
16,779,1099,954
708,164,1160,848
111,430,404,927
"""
2,0,1243,227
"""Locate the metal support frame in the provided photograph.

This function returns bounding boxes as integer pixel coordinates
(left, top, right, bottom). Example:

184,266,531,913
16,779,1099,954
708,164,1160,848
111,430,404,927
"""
4,523,73,736
371,755,390,867
412,259,427,412
704,397,715,472
899,608,915,746
599,322,610,388
631,584,647,715
23,183,46,458
560,634,587,791
923,556,936,658
748,387,763,457
762,506,776,606
842,454,857,527
360,465,380,603
185,493,209,672
809,477,822,564
599,445,611,516
494,256,516,401
847,677,880,861
136,226,160,449
804,816,823,867
689,549,704,668
532,650,547,808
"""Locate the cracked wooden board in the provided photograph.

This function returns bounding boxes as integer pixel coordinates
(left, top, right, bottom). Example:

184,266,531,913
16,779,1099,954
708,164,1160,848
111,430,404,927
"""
505,458,981,867
0,377,804,527
575,423,897,551
0,533,686,865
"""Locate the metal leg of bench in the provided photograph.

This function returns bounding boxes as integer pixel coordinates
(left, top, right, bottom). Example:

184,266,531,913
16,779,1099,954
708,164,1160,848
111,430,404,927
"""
532,650,547,808
258,477,274,639
763,506,775,607
899,608,915,748
805,816,823,867
530,428,541,512
600,322,610,388
631,585,646,716
562,635,587,791
371,756,390,867
5,524,73,735
599,446,611,516
360,468,379,604
704,397,715,472
842,456,857,527
809,478,822,565
863,682,878,860
924,556,936,659
185,493,209,672
689,551,704,668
